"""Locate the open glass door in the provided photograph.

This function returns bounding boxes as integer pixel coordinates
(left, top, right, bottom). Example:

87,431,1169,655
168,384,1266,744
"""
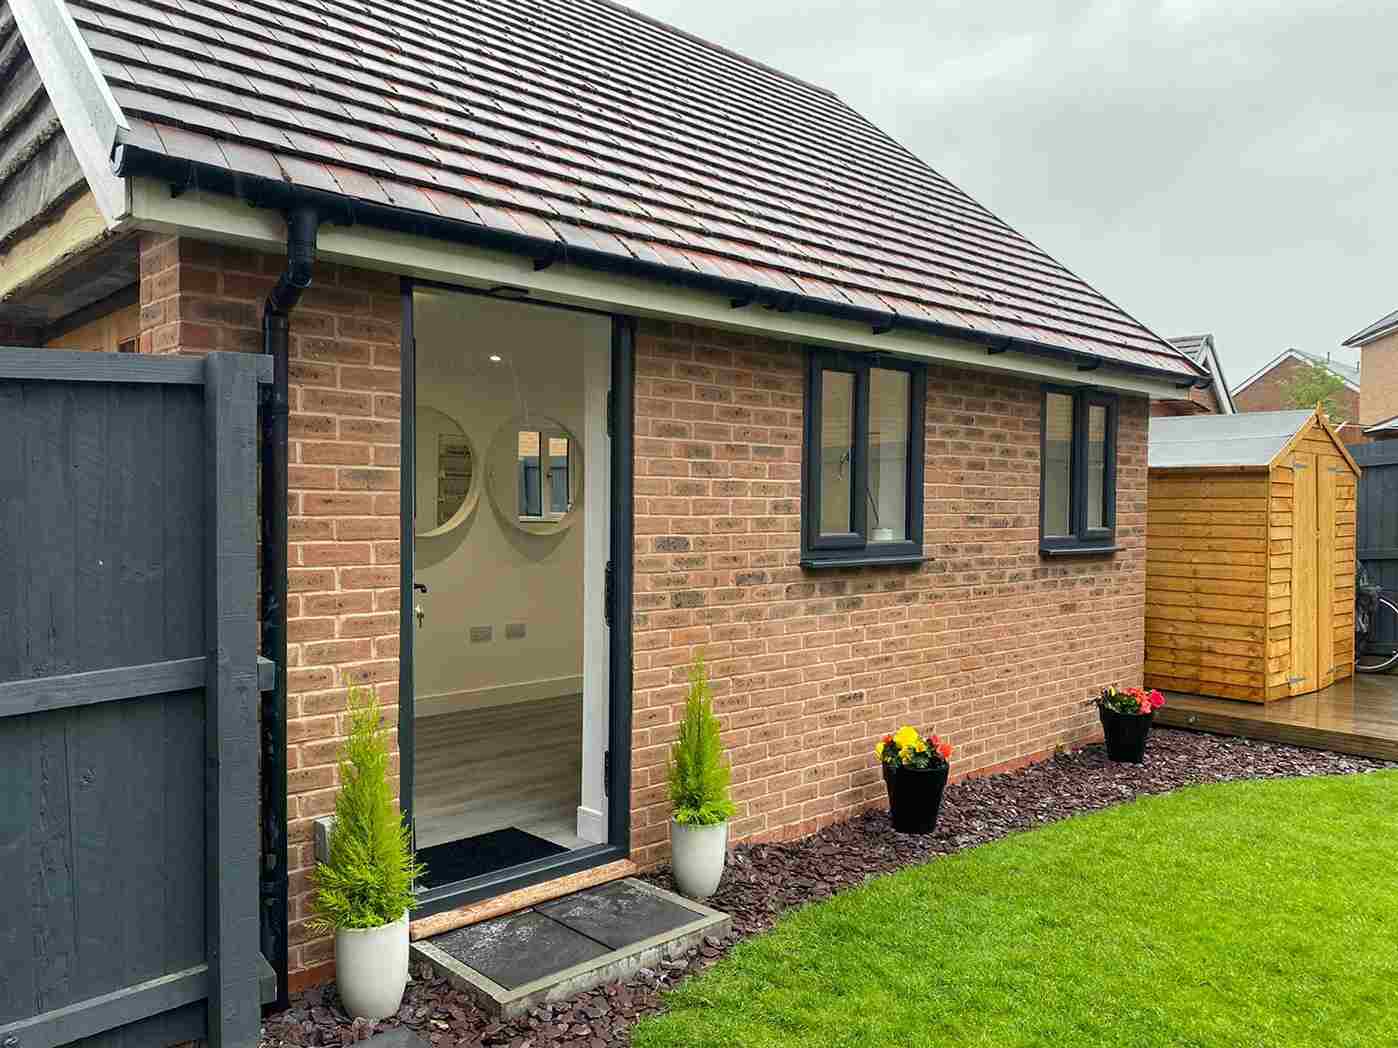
405,287,614,894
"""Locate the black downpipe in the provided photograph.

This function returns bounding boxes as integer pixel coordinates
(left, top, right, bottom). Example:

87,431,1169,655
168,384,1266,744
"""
260,206,320,1010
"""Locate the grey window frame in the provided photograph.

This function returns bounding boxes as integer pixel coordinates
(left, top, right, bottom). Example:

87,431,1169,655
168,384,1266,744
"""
801,349,927,568
1039,384,1119,556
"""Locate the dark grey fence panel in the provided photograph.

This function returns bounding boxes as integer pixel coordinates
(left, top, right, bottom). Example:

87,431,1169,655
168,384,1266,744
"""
1353,440,1398,649
0,349,270,1048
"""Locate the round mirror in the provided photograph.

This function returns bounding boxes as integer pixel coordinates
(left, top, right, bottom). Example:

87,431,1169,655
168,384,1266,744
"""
487,416,583,536
415,406,480,539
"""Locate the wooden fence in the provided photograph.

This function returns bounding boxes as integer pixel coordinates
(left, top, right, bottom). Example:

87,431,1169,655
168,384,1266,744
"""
0,350,270,1048
1353,439,1398,649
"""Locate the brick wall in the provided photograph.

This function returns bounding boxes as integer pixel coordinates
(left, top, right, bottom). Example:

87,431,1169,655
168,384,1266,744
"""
1360,330,1398,426
138,235,402,981
626,320,1149,868
1234,355,1359,422
133,238,1152,972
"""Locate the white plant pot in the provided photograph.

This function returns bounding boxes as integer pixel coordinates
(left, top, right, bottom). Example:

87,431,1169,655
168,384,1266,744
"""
670,819,729,899
334,910,409,1020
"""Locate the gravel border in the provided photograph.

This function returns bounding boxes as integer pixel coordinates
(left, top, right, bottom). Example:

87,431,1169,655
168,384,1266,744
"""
262,729,1392,1048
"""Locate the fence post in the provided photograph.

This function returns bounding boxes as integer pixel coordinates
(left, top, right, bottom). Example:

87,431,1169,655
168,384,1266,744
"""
203,352,263,1047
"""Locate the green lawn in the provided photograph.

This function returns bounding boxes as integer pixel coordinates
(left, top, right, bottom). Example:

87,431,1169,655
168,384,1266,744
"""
635,772,1398,1048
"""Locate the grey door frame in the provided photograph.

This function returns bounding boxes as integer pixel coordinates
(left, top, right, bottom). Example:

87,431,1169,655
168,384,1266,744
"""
397,279,634,919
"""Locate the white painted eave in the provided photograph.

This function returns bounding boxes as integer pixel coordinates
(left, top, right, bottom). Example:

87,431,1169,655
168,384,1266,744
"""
123,179,1185,399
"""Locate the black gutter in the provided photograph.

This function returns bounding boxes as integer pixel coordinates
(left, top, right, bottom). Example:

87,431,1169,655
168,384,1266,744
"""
112,145,1209,389
259,204,320,1011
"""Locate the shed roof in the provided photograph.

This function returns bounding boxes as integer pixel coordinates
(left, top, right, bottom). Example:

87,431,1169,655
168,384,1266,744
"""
22,0,1204,381
1148,409,1317,469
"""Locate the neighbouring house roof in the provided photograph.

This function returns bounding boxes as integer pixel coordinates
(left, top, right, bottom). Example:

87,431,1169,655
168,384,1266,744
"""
1343,307,1398,348
1167,333,1235,413
1233,348,1361,396
1364,412,1398,438
23,0,1204,382
1148,409,1317,469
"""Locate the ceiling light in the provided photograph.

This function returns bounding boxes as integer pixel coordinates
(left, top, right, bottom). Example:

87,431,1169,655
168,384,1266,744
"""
489,354,502,363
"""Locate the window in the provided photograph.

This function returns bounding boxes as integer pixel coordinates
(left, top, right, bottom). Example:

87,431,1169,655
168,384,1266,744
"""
801,350,926,566
1039,386,1117,554
517,429,574,521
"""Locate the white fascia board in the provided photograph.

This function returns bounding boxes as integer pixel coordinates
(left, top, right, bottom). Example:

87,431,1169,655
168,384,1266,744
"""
9,0,130,225
1202,341,1235,413
126,179,1184,399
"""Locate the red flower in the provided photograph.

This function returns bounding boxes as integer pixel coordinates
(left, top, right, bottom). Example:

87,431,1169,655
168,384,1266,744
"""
1148,690,1165,709
937,741,953,760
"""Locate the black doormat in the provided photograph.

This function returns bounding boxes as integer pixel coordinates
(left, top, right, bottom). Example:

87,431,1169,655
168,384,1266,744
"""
418,827,570,888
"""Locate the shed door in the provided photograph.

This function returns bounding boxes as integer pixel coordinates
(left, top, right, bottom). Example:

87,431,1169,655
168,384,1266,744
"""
1316,461,1338,689
1289,452,1318,696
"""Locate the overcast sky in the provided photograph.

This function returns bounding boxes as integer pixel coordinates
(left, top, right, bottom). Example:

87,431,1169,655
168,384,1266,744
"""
624,0,1395,389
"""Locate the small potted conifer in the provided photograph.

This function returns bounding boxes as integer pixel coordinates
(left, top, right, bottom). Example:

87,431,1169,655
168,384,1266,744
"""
1094,685,1166,763
309,686,424,1020
877,725,954,834
667,655,736,899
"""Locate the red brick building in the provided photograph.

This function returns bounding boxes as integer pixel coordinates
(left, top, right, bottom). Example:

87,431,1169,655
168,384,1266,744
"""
1,0,1206,1001
1233,348,1361,428
1343,307,1398,438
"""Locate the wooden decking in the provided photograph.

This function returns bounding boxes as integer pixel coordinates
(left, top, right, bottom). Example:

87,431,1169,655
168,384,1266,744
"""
1158,673,1398,761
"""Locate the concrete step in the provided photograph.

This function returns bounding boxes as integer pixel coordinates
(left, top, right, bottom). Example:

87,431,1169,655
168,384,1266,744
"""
412,878,729,1018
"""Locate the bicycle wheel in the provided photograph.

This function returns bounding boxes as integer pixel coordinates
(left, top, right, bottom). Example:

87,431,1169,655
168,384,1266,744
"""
1356,596,1398,673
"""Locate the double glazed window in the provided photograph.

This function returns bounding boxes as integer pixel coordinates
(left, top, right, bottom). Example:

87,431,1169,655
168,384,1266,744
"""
1040,387,1117,553
801,350,926,566
517,430,573,521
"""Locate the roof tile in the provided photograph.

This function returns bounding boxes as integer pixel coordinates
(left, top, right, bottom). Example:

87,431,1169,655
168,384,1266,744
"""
85,0,1202,377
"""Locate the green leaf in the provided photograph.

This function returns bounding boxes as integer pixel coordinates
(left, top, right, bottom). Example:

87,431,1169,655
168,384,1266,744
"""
667,654,736,827
308,685,426,931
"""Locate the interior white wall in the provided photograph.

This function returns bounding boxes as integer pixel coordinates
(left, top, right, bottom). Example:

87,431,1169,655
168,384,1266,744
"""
412,291,606,706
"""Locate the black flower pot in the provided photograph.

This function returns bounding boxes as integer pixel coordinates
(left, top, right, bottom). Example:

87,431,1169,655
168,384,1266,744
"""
1099,704,1154,763
882,762,949,834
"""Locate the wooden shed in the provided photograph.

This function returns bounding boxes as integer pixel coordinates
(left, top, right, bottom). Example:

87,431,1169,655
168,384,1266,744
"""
1145,408,1359,702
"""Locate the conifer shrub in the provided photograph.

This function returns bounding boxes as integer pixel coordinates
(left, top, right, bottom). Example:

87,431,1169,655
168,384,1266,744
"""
309,686,424,932
667,655,736,826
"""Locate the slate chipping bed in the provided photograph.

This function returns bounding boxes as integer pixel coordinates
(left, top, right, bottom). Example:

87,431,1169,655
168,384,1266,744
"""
261,729,1393,1048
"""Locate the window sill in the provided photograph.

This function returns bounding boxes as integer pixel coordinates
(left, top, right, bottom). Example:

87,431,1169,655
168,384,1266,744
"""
1039,544,1121,557
801,553,930,569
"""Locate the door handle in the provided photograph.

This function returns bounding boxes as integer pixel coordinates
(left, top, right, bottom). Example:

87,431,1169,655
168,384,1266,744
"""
415,603,425,628
413,582,429,594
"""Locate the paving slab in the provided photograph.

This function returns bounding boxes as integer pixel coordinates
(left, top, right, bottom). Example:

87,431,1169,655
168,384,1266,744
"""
427,909,610,990
413,878,730,1018
536,878,700,950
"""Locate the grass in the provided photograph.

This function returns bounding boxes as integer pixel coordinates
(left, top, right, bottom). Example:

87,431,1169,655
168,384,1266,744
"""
634,772,1398,1048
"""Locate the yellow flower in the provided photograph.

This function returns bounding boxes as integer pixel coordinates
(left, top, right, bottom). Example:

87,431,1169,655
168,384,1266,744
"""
892,726,921,751
875,740,885,760
897,745,913,764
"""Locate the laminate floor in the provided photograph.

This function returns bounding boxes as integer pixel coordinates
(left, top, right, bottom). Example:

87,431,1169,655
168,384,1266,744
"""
413,693,588,850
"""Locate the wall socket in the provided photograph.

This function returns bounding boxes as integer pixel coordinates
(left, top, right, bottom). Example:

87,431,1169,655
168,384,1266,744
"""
505,622,526,640
469,625,493,643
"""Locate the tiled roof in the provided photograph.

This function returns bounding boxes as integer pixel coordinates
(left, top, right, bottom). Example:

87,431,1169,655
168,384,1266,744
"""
1168,334,1210,366
70,0,1201,378
1343,307,1398,349
1167,333,1234,413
